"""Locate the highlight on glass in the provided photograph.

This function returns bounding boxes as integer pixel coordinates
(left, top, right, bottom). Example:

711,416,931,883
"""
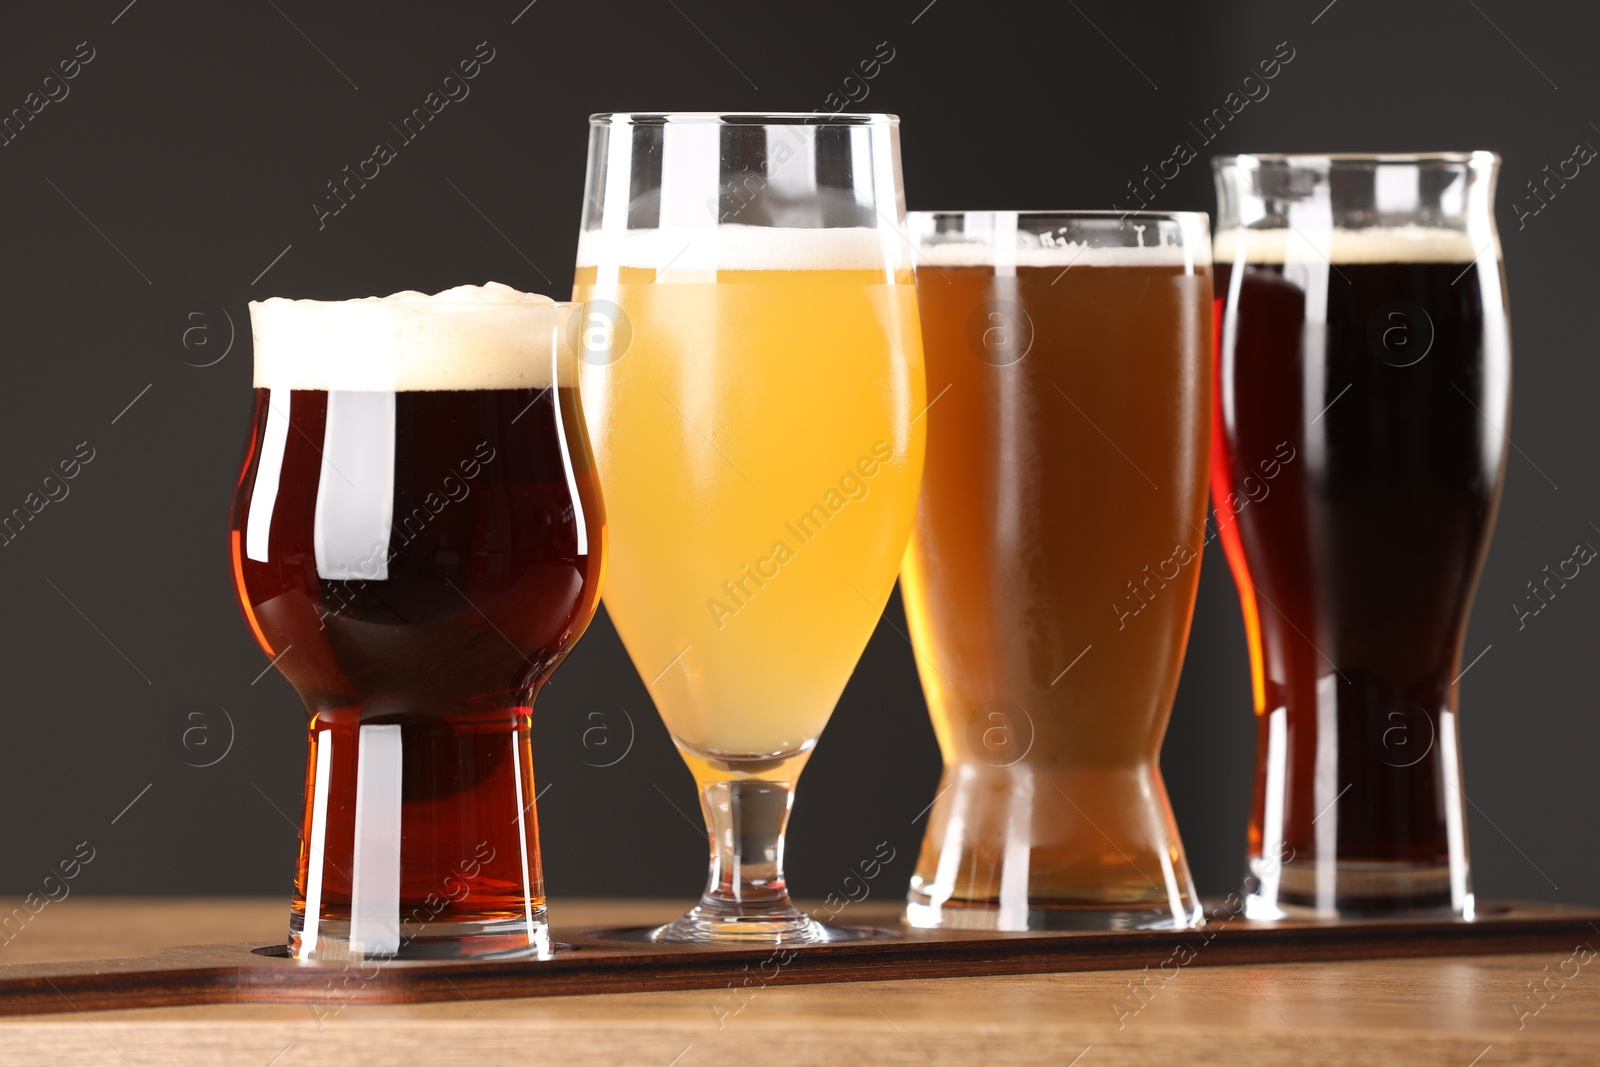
229,284,605,960
1211,152,1509,918
573,113,925,943
901,210,1214,931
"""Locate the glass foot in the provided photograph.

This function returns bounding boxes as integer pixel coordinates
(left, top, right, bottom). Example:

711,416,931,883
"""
905,895,1203,932
636,770,894,946
1246,855,1474,919
905,763,1203,934
288,911,552,961
647,902,882,944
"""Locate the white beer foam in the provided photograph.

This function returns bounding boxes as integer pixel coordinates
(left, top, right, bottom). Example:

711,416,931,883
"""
913,241,1202,269
250,283,573,391
575,224,896,272
1213,226,1489,265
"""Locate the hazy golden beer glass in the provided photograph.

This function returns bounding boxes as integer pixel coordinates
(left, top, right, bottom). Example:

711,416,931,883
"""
903,212,1212,930
573,114,924,943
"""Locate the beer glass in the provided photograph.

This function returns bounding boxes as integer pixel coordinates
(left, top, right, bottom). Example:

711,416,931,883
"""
902,211,1213,931
229,285,604,960
1211,153,1509,917
573,114,925,943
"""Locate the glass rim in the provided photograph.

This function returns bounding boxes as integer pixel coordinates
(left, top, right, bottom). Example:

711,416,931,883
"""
910,209,1209,225
1214,151,1500,168
588,112,898,127
247,297,580,310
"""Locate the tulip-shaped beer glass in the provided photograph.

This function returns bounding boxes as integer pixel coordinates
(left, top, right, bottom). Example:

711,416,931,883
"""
573,114,926,943
230,286,604,960
1212,153,1510,917
901,212,1214,931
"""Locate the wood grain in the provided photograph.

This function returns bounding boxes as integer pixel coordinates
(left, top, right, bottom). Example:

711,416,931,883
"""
0,898,1596,1066
0,897,1597,1010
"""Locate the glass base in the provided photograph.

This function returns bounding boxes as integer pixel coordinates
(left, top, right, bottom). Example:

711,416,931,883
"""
638,767,893,946
905,894,1203,932
641,901,882,945
288,911,552,961
905,762,1203,933
1245,856,1473,919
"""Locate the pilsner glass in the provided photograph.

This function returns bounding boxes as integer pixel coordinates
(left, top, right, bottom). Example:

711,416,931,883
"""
229,285,604,960
902,211,1213,931
1211,153,1509,918
572,113,925,943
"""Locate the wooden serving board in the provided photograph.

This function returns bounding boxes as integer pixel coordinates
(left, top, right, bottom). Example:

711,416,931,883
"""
3,899,1596,1017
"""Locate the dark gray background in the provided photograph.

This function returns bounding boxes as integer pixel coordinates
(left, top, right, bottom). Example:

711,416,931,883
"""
0,0,1591,911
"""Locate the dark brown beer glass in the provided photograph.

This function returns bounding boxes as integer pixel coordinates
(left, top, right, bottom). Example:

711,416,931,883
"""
229,285,604,959
1212,153,1509,918
903,211,1214,930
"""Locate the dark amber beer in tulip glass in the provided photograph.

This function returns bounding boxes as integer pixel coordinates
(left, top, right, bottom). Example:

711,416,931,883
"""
229,285,604,959
1212,153,1509,917
902,212,1213,930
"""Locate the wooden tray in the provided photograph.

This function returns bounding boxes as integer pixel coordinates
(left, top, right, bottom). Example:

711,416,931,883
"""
5,899,1596,1017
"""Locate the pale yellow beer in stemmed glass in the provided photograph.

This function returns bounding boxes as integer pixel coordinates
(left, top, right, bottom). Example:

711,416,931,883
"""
572,113,925,943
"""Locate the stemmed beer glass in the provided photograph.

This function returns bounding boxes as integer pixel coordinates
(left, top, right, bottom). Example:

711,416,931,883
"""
573,114,925,943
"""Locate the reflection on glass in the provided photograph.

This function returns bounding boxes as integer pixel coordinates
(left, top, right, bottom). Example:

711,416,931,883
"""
902,211,1213,931
573,113,925,943
1211,152,1509,918
229,285,604,959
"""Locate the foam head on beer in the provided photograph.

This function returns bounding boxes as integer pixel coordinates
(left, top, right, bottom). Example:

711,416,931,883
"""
575,223,904,274
248,282,574,392
907,210,1214,275
914,236,1209,270
1211,225,1487,265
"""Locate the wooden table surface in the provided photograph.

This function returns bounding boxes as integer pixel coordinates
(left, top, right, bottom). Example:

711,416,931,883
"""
0,897,1594,1066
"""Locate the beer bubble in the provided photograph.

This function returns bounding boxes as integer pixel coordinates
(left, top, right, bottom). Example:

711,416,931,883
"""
966,299,1033,367
179,703,236,768
177,303,235,368
581,706,635,768
1367,301,1434,367
568,298,633,366
965,699,1034,766
1366,699,1434,768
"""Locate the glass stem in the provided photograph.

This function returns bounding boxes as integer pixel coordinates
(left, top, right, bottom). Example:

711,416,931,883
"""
697,778,798,917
